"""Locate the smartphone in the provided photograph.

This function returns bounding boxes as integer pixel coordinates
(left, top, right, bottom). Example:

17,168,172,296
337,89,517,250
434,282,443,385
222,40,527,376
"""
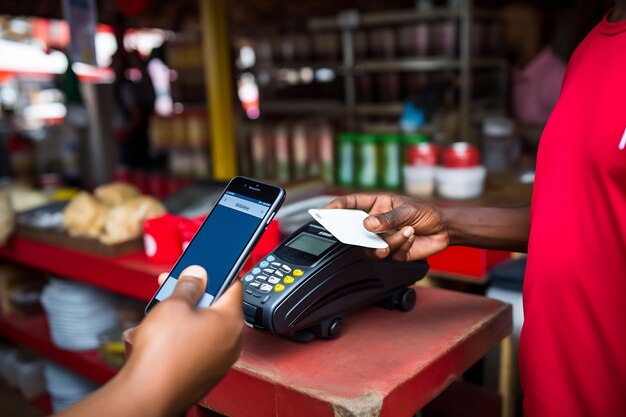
145,177,285,312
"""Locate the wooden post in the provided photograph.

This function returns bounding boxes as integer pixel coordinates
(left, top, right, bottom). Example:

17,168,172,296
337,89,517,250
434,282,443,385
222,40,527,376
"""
199,0,237,179
499,335,517,417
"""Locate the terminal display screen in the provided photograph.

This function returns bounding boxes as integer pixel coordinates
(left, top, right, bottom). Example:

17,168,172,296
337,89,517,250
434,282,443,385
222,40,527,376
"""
286,232,335,256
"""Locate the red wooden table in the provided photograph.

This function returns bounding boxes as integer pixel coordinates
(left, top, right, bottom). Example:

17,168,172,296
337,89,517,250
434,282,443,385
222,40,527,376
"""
191,286,511,417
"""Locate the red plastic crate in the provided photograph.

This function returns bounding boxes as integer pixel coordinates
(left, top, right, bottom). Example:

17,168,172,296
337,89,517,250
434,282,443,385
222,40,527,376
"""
428,246,512,282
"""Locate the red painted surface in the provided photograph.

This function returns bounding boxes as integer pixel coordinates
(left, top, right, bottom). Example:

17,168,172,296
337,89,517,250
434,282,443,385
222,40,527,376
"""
0,313,117,384
428,246,511,282
0,236,163,301
0,235,511,415
30,393,52,416
195,287,511,417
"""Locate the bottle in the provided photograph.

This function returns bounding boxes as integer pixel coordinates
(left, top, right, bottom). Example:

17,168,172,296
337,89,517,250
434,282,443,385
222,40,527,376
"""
380,134,402,189
274,124,291,182
318,123,335,185
291,122,308,181
482,117,520,171
337,133,356,187
250,125,267,179
356,133,379,189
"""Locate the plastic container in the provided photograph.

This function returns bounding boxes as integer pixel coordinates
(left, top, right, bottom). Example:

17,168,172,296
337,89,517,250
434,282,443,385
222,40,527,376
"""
143,213,182,264
380,134,402,189
0,347,19,386
442,142,480,168
403,166,436,197
337,133,356,187
178,216,205,252
482,117,521,171
355,134,379,189
436,166,487,200
404,135,439,166
14,353,46,400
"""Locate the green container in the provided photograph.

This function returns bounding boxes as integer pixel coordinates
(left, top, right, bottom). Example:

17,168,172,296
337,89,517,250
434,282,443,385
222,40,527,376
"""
337,133,356,187
380,133,402,189
356,133,379,189
402,134,430,145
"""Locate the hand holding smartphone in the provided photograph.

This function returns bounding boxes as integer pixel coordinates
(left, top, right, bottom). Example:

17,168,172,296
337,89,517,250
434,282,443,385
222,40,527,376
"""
145,177,285,312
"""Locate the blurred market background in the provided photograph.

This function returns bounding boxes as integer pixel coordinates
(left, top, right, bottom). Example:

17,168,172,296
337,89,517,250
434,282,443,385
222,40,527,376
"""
0,0,615,416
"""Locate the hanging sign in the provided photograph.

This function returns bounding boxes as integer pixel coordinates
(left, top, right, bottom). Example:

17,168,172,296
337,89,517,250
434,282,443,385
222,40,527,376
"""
62,0,98,66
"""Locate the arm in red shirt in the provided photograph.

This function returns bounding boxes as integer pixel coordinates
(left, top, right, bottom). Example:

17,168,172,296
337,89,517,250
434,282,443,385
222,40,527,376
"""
327,194,529,261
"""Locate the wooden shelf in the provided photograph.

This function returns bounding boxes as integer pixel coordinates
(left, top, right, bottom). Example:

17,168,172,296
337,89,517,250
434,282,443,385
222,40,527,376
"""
0,313,117,385
353,102,404,116
259,99,347,115
354,57,507,73
309,7,499,31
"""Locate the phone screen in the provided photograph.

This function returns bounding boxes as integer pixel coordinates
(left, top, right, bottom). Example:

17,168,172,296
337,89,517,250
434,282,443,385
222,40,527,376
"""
151,182,281,308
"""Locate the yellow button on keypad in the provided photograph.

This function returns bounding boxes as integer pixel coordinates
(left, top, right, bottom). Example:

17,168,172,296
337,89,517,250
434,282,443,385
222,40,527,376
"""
284,276,294,284
274,284,285,292
293,269,304,277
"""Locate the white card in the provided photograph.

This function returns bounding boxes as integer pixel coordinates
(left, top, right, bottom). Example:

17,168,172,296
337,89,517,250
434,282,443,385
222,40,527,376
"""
308,209,389,249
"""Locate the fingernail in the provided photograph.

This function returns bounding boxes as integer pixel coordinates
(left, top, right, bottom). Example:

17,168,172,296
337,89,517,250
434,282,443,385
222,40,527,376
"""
366,216,381,229
182,265,206,279
402,227,414,238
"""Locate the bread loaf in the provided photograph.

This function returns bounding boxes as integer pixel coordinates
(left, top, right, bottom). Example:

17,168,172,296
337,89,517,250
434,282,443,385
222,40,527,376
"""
94,182,140,206
63,192,109,238
0,191,15,247
100,195,166,244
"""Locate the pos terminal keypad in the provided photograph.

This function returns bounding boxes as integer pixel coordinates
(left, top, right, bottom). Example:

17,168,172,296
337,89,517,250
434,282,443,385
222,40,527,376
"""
243,255,305,304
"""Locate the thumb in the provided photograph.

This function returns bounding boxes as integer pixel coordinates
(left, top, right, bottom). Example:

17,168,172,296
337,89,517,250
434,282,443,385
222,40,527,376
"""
168,265,207,307
211,280,244,319
364,206,415,233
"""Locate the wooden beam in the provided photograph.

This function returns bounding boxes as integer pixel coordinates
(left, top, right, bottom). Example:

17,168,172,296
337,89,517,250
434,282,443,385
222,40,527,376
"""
199,0,237,179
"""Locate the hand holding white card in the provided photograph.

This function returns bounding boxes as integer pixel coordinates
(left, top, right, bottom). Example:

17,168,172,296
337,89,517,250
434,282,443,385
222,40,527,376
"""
308,209,389,249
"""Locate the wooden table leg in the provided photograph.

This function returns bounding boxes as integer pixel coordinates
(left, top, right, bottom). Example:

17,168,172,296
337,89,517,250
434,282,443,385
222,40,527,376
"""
499,335,516,417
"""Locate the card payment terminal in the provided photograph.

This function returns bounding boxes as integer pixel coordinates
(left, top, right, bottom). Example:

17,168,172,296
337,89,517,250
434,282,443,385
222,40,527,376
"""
242,222,429,341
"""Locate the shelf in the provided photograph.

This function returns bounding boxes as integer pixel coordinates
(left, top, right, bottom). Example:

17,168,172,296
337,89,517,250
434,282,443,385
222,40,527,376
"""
0,313,117,384
259,100,347,115
310,8,460,30
472,58,508,69
355,58,459,72
248,61,343,72
0,236,163,301
243,58,507,78
354,57,507,73
309,7,500,31
353,103,404,116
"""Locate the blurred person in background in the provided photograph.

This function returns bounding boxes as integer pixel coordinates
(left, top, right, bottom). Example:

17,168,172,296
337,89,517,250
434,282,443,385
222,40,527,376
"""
53,48,87,185
111,25,155,170
500,2,567,148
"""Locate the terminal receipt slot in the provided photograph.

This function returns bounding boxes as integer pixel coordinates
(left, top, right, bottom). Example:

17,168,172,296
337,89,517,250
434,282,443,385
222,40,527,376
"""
242,222,429,341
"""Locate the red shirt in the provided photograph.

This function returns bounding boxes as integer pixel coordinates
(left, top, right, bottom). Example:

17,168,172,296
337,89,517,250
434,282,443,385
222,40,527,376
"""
522,14,626,416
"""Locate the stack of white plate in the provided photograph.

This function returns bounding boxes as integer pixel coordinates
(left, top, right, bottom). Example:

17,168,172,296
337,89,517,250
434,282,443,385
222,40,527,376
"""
41,279,119,351
44,362,98,412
